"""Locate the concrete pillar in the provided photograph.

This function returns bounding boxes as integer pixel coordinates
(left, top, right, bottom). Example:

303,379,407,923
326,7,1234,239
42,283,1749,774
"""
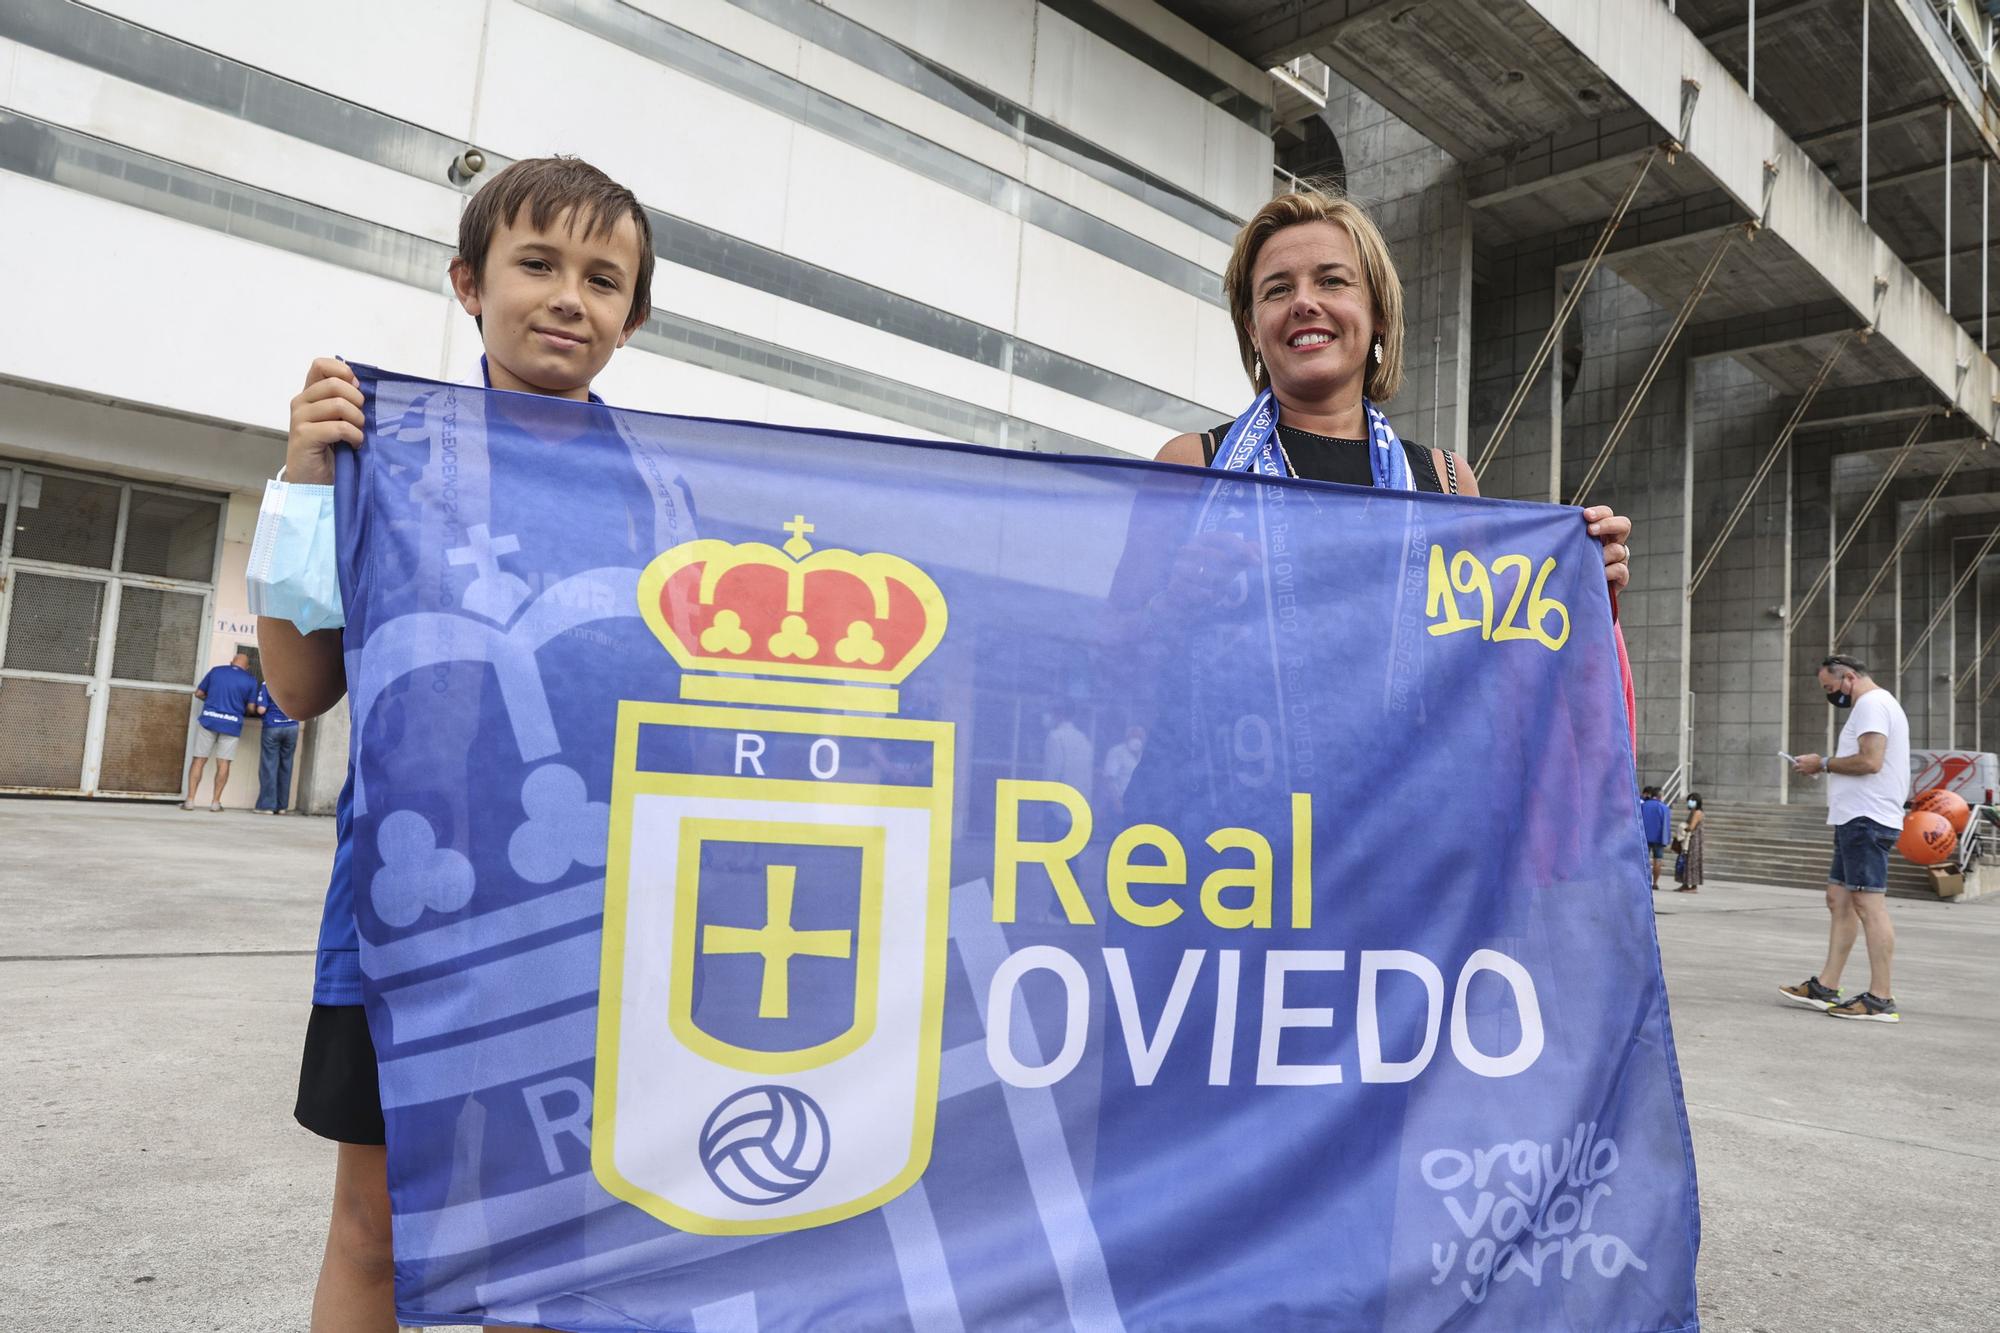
1687,355,1793,803
1787,438,1837,806
1469,240,1562,501
1563,268,1690,787
294,698,350,817
1321,77,1473,455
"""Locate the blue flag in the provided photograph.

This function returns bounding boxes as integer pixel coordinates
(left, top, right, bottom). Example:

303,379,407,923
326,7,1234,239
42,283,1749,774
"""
339,365,1698,1331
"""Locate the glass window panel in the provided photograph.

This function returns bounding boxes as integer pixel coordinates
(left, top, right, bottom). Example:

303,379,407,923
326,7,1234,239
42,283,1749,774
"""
112,585,205,683
98,687,195,794
12,472,119,567
2,572,104,674
122,492,220,581
0,676,88,789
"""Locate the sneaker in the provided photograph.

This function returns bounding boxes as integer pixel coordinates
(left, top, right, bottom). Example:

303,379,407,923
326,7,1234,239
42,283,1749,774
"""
1779,976,1842,1010
1828,992,1900,1023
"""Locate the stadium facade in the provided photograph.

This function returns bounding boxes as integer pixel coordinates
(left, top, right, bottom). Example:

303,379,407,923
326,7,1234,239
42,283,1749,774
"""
0,0,1993,810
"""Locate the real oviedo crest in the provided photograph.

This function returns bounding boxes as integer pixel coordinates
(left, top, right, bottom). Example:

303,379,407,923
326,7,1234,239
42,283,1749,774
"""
594,516,953,1235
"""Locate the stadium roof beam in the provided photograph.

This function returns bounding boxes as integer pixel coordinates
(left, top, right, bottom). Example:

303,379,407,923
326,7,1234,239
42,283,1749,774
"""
1837,153,1983,200
1792,96,1946,149
1692,0,1844,48
1835,442,1975,644
1682,302,1862,360
1274,0,1997,432
1791,377,1945,430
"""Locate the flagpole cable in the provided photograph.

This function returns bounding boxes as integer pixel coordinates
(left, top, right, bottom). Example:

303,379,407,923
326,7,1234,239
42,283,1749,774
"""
1566,225,1740,507
1899,524,2000,676
1955,602,2000,694
1835,442,1973,645
1792,410,1934,623
1472,148,1662,481
1687,330,1853,597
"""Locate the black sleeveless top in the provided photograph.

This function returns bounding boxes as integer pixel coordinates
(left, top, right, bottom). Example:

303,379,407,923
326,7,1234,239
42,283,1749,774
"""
1201,422,1447,493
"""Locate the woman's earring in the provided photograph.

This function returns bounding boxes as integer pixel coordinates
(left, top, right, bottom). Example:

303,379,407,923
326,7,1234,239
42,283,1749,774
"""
1372,339,1384,365
1253,354,1264,382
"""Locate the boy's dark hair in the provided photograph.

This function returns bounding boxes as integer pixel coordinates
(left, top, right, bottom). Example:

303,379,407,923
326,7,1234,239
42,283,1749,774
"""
1642,786,1658,798
457,156,654,330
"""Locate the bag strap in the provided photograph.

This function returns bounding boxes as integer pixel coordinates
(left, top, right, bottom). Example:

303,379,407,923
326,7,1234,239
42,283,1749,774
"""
1430,446,1459,495
1202,430,1218,466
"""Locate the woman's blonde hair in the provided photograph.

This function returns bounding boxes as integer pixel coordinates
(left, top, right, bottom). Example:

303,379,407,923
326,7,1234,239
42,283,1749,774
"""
1224,187,1405,402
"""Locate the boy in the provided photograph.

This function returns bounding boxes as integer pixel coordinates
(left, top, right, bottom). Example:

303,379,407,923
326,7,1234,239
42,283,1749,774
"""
258,156,655,1333
1639,785,1671,891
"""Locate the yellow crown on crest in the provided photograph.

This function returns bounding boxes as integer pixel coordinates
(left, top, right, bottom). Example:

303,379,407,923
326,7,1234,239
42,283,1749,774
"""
637,516,947,713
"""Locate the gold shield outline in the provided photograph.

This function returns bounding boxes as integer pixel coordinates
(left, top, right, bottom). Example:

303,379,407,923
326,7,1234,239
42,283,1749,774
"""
670,816,885,1073
594,699,954,1236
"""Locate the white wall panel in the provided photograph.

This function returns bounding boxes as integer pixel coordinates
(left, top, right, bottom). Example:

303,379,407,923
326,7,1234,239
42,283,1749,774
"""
772,300,1016,414
587,341,930,443
1193,308,1251,417
1007,377,1164,458
0,381,280,495
474,3,797,253
1029,12,1201,202
761,386,941,441
779,130,1022,334
793,35,1029,185
628,0,805,78
1021,148,1207,264
1092,0,1268,104
2,41,462,244
1013,226,1197,397
85,0,486,141
0,175,452,433
648,259,786,360
1202,110,1271,224
820,0,1039,108
575,340,774,423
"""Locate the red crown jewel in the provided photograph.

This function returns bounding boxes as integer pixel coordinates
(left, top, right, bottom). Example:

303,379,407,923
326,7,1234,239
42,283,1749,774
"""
638,516,946,685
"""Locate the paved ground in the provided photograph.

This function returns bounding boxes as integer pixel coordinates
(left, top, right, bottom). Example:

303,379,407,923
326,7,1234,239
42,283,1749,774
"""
2,797,1996,1331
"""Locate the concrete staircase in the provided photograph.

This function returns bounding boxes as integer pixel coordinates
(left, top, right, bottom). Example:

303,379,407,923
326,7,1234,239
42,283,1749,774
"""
1698,803,1939,899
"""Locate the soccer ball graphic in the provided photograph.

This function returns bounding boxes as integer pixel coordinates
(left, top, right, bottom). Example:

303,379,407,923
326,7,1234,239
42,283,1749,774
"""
699,1085,830,1205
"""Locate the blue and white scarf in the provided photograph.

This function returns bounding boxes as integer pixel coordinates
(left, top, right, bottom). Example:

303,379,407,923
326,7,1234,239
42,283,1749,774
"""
1202,387,1429,722
1210,388,1415,491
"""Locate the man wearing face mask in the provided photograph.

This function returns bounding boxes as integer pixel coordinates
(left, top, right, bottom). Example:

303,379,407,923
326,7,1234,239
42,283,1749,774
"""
1781,654,1910,1023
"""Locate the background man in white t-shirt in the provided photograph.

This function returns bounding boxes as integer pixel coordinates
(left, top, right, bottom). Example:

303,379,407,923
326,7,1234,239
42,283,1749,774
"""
1780,654,1910,1023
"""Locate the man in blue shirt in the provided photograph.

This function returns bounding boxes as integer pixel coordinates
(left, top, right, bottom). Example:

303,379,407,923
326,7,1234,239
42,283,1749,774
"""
185,652,258,812
1640,785,1673,891
250,680,300,814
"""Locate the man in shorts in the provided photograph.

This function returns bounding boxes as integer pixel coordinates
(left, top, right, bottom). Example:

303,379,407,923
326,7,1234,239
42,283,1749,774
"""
184,651,258,811
1781,654,1910,1022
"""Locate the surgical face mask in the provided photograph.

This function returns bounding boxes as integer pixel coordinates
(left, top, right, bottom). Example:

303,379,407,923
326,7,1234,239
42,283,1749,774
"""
244,476,344,634
1686,798,1700,811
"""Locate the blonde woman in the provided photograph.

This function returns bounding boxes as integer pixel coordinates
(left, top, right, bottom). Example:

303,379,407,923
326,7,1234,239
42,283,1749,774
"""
1159,188,1631,590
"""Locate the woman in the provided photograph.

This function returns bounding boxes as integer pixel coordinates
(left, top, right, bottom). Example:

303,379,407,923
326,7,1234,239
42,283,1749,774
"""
1677,793,1706,892
1159,188,1631,591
